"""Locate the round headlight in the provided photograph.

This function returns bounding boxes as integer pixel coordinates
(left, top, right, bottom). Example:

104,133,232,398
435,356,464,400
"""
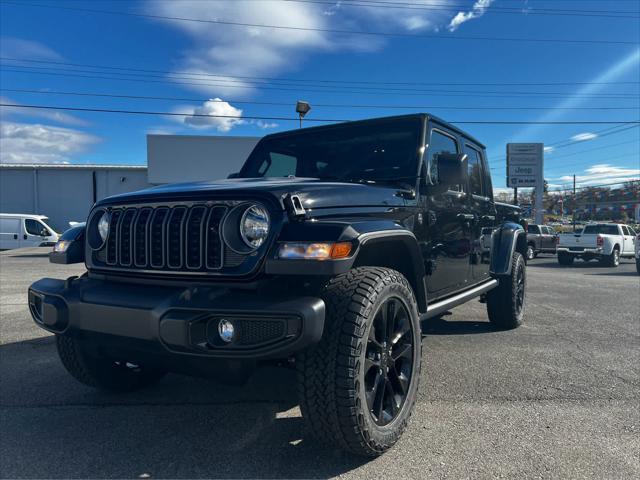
97,212,111,242
240,205,270,249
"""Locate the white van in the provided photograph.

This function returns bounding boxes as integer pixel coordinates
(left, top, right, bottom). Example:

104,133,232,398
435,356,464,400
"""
0,214,59,250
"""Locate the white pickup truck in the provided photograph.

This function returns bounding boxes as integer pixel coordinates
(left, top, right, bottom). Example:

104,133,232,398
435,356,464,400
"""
557,223,637,267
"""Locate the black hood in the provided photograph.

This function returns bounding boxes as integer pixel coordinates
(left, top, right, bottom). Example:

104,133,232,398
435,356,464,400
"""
98,177,408,210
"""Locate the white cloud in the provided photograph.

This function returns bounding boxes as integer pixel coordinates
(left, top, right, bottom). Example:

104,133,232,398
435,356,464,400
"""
557,164,640,185
146,0,452,96
1,96,89,127
0,37,62,60
448,0,494,32
0,121,100,164
544,146,555,154
172,98,245,132
255,120,279,130
570,132,598,142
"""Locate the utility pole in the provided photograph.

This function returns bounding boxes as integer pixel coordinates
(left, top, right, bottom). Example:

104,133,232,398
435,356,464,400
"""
572,174,576,232
513,187,518,206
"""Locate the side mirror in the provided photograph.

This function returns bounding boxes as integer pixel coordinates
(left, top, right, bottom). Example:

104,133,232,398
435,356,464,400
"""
429,153,467,195
40,229,49,237
227,172,240,179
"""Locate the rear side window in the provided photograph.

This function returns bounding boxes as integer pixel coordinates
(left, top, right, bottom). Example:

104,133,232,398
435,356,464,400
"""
464,144,484,196
428,130,459,190
527,225,540,234
583,225,619,235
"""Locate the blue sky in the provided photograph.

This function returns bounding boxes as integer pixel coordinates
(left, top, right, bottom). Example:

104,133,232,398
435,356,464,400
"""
0,0,638,192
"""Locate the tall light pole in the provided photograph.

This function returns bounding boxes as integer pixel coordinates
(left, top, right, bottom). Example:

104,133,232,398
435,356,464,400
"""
296,101,311,128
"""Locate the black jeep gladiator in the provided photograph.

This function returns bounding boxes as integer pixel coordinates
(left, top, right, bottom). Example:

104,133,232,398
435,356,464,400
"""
29,114,527,457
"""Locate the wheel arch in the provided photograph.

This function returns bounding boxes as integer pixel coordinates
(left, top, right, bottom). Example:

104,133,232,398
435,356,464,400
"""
353,232,428,313
490,222,527,276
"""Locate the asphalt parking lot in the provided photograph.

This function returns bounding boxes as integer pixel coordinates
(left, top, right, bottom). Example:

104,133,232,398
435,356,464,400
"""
1,248,638,479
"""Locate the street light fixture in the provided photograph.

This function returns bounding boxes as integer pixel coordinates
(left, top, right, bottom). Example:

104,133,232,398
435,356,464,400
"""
296,100,311,128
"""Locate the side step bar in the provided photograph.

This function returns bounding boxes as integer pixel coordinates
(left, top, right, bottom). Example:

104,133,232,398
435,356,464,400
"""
422,279,498,320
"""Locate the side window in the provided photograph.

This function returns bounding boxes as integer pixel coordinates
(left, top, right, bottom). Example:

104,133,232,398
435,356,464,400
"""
621,226,630,235
629,226,637,236
427,130,459,190
480,150,493,199
25,219,46,236
464,144,483,196
257,152,297,177
527,225,540,234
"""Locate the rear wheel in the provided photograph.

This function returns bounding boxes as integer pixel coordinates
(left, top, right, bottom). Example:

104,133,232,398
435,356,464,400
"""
297,267,421,457
525,244,535,261
56,335,167,392
558,252,574,266
601,248,620,267
487,252,526,329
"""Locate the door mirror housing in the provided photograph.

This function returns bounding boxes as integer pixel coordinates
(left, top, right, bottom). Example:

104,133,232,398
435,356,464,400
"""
428,153,467,195
40,229,49,237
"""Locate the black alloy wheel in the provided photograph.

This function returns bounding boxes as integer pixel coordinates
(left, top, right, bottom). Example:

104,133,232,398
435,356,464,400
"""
364,297,414,426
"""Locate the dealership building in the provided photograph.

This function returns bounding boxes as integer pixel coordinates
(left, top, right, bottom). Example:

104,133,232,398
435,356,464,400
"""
0,135,259,232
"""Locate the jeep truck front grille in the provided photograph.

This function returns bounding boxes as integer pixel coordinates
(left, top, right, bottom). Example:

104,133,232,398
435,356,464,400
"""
98,203,229,273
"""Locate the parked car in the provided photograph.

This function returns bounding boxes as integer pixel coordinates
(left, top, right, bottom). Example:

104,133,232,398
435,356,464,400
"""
557,223,636,266
635,232,640,274
525,224,558,260
0,213,59,250
28,114,528,457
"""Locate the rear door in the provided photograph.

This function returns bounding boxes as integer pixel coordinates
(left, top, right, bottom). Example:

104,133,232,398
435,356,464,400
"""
0,218,21,250
464,142,493,282
422,126,472,297
541,226,556,251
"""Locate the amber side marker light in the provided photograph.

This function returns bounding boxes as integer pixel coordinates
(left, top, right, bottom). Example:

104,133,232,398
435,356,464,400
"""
277,241,353,260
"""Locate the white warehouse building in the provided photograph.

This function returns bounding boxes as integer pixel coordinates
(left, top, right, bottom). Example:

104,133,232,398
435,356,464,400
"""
0,135,260,232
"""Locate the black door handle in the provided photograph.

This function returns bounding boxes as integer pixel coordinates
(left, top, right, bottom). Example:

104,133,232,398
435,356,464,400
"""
13,234,18,240
457,213,475,221
23,234,28,240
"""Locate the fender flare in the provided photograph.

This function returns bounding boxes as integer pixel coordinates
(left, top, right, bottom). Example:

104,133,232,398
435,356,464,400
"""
490,222,526,276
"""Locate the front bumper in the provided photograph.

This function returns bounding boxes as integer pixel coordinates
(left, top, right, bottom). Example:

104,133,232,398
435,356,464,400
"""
28,276,325,360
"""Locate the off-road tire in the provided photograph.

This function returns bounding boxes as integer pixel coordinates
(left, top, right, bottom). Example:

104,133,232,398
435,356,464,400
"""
526,244,536,261
558,252,574,266
56,335,166,392
601,248,620,267
297,267,422,457
487,252,526,329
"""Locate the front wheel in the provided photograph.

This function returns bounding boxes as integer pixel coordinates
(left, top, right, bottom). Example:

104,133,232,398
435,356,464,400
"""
297,267,421,457
487,252,526,329
56,335,167,392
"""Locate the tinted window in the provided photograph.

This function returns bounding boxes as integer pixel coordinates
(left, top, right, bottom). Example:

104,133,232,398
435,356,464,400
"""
241,117,422,187
621,226,630,235
464,145,483,196
428,130,459,190
583,224,619,235
25,219,46,236
629,226,637,236
527,225,540,234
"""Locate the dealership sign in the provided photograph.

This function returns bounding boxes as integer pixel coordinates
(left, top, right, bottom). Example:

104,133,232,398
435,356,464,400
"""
506,143,544,188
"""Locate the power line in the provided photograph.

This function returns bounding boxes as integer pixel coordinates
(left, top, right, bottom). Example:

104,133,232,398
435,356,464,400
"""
1,103,639,125
4,88,638,111
3,68,638,100
1,1,636,45
547,179,640,192
3,56,638,87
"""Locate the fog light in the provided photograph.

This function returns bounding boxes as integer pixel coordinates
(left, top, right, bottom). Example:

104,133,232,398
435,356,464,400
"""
218,319,235,343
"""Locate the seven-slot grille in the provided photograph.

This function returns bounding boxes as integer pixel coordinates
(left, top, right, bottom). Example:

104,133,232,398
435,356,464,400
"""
101,203,229,272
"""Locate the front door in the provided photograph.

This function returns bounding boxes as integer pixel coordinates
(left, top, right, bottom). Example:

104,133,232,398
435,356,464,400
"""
23,219,50,247
421,127,472,297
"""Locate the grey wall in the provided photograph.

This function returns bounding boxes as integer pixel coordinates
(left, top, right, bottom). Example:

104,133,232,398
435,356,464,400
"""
0,167,150,232
147,134,260,184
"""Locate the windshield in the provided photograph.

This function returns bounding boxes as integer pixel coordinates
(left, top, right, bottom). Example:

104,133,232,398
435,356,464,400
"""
583,224,619,235
239,117,423,187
